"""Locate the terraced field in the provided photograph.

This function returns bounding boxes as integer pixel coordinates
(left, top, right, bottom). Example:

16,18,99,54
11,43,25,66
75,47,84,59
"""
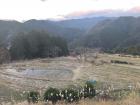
0,53,140,103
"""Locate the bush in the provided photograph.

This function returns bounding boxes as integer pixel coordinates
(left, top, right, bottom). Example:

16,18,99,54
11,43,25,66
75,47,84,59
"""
27,81,97,104
111,60,129,64
61,88,79,103
44,88,61,105
27,91,40,103
83,81,96,98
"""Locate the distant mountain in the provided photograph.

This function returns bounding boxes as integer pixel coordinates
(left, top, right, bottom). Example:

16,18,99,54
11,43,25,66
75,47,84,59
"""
0,17,108,47
0,19,84,47
23,19,84,42
54,17,108,30
1,16,140,55
0,20,24,46
80,16,140,54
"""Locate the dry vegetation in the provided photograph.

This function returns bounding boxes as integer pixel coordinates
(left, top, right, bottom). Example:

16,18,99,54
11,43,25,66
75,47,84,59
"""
0,53,140,104
3,91,140,105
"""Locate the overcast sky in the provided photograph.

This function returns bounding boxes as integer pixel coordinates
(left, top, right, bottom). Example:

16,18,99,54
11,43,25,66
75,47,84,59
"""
0,0,140,21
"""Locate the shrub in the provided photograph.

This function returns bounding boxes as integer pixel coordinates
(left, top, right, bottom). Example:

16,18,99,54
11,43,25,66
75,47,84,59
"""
27,81,97,104
44,88,61,105
27,91,40,103
111,60,129,64
83,81,96,98
61,88,79,103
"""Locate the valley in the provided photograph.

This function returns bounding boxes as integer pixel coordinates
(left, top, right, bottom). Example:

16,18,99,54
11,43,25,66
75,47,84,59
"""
0,53,140,103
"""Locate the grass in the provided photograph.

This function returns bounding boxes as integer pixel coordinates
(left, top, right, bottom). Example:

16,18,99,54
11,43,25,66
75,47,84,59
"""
3,91,140,105
0,53,140,103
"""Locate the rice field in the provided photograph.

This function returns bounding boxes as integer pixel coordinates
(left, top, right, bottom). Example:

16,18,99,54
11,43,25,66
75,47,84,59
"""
0,53,140,104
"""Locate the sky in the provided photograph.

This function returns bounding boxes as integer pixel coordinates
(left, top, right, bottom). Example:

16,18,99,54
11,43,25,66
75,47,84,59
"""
0,0,140,21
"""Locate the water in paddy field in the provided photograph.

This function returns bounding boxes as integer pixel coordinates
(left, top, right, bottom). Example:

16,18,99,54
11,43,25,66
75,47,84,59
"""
20,69,73,80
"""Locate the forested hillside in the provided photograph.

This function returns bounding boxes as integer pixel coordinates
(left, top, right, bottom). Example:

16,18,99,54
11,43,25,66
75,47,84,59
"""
1,16,140,58
53,17,108,30
81,17,140,55
0,17,107,48
10,31,69,60
0,17,108,60
0,20,23,47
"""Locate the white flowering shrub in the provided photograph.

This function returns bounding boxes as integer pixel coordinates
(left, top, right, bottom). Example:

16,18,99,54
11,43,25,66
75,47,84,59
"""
27,91,40,103
27,81,97,104
61,88,79,103
83,81,96,98
44,88,61,105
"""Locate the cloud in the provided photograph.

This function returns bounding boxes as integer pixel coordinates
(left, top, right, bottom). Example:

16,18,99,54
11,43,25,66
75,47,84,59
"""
65,10,95,18
40,0,46,2
130,6,140,12
64,8,140,19
0,0,140,21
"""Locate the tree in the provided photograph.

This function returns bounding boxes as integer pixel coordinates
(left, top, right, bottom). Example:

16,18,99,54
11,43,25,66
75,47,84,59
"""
10,31,69,60
0,47,11,64
10,32,29,60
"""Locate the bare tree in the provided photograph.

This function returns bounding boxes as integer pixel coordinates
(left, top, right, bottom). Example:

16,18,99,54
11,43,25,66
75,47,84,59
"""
73,47,86,62
73,47,100,64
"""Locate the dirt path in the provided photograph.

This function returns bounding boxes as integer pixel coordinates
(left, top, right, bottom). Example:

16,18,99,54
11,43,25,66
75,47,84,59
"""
72,66,81,80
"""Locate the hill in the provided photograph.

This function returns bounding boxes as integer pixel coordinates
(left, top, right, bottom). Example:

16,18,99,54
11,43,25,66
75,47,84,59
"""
53,17,108,30
81,16,140,55
0,17,108,47
0,20,23,46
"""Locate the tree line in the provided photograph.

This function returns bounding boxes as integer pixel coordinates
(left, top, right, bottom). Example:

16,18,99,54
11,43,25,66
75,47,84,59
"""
0,31,69,63
10,31,69,60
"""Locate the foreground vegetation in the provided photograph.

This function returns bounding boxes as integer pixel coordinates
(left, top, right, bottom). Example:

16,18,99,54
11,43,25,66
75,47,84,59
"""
1,79,140,105
14,95,140,105
2,85,140,105
26,81,95,104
